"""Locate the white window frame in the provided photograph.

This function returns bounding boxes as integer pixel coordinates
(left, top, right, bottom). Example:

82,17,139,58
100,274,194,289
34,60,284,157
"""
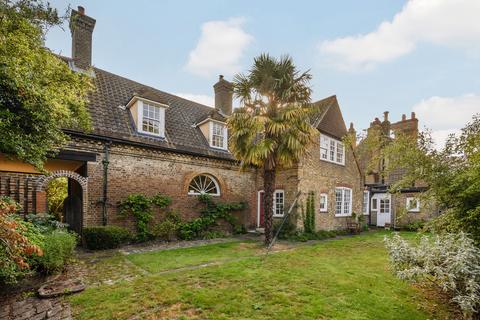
273,189,285,217
319,193,328,212
362,191,370,215
187,174,221,196
334,187,352,217
319,134,345,166
209,121,228,150
137,99,166,137
406,197,420,212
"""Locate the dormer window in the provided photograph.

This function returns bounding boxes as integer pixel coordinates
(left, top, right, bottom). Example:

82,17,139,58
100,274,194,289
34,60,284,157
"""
127,96,167,138
141,103,162,135
210,122,227,149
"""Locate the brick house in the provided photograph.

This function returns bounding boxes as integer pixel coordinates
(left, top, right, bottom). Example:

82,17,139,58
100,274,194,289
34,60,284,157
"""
358,111,439,228
0,7,364,234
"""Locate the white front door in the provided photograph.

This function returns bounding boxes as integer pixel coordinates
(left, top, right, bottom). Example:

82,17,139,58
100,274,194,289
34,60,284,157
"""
372,193,391,227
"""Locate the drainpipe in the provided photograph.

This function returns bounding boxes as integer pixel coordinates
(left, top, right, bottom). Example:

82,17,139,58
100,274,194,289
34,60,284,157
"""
101,141,111,226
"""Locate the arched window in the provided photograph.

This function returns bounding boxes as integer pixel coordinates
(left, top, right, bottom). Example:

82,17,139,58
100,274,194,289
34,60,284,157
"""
188,174,220,196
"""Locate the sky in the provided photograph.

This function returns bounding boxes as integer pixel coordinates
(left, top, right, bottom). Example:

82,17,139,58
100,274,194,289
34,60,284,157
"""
45,0,480,147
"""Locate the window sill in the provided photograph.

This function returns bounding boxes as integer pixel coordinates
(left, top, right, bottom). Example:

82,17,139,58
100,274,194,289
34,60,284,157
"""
408,210,420,213
320,158,345,166
209,145,229,151
187,192,221,197
334,214,352,217
273,214,285,218
319,210,328,213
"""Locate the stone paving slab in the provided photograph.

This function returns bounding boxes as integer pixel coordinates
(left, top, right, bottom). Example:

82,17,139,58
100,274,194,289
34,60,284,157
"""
0,295,71,320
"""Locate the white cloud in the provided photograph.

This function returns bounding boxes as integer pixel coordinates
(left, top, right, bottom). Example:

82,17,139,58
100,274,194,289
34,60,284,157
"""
412,93,480,148
318,0,480,71
175,93,214,107
185,17,253,77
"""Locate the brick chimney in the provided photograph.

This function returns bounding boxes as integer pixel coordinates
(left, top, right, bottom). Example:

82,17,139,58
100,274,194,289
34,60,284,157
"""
213,75,233,116
69,6,96,69
390,112,419,137
348,122,357,147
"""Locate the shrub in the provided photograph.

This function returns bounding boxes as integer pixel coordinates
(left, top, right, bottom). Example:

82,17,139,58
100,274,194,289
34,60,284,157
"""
203,231,227,239
0,197,43,284
301,192,316,234
34,230,77,274
152,211,182,241
233,224,247,235
83,226,132,250
273,219,297,239
25,213,68,233
402,220,426,232
384,232,480,318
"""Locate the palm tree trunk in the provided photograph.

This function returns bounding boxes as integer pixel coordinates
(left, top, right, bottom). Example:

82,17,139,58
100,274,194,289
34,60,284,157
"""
263,167,276,246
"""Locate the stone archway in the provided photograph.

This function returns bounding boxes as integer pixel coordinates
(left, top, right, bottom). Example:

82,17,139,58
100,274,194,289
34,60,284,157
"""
36,170,88,234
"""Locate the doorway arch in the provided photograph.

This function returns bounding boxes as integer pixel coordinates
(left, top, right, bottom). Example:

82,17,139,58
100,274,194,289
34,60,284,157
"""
36,170,88,234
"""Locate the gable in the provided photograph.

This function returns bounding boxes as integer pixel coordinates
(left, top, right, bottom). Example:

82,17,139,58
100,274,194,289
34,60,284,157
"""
313,96,348,140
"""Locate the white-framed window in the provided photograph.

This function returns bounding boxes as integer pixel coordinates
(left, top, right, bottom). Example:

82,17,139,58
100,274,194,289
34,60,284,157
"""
138,101,166,137
188,174,220,196
209,121,228,150
320,134,345,165
362,191,370,215
335,187,352,216
319,193,328,212
406,197,420,212
273,190,285,217
380,198,390,214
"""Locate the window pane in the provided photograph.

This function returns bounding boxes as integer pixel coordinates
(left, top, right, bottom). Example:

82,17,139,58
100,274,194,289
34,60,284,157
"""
343,189,351,214
329,140,336,161
211,122,226,148
336,142,344,164
275,191,284,216
335,189,343,215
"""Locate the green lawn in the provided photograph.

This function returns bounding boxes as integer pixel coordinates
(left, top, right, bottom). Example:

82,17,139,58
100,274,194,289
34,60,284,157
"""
126,240,260,273
70,231,453,320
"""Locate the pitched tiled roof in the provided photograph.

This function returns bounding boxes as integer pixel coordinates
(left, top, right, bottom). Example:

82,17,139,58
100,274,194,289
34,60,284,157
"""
311,95,348,139
68,64,232,160
65,56,347,160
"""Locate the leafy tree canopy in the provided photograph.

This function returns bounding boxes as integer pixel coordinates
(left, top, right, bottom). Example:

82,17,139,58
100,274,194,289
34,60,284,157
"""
0,0,92,170
372,115,480,245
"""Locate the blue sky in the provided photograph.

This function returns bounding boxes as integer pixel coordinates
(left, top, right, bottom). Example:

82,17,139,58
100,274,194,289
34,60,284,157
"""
45,0,480,146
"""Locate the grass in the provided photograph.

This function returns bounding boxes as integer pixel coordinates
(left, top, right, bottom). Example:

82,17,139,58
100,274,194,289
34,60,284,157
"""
70,231,453,320
126,240,260,273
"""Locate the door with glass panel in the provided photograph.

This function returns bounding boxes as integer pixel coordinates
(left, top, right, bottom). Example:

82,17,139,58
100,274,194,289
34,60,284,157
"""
372,193,391,227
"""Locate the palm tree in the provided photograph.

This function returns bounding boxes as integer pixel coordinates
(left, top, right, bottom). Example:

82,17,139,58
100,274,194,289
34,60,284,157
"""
227,54,316,245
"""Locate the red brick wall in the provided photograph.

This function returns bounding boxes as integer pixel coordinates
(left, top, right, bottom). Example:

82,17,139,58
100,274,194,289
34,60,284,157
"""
67,138,258,231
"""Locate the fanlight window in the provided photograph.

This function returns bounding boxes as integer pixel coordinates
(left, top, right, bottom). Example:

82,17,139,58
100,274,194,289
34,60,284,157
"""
188,174,220,196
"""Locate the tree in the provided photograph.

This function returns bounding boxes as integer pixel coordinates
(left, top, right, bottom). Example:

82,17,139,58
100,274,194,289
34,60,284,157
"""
0,0,92,170
376,115,480,245
227,54,316,245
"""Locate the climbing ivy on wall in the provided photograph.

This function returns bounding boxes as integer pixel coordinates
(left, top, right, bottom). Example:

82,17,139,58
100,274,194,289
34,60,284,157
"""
302,192,316,234
118,193,171,241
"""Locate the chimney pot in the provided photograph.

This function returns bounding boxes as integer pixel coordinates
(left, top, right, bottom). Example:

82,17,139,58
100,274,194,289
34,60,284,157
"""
411,112,416,119
219,75,224,80
402,114,406,121
78,6,85,15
